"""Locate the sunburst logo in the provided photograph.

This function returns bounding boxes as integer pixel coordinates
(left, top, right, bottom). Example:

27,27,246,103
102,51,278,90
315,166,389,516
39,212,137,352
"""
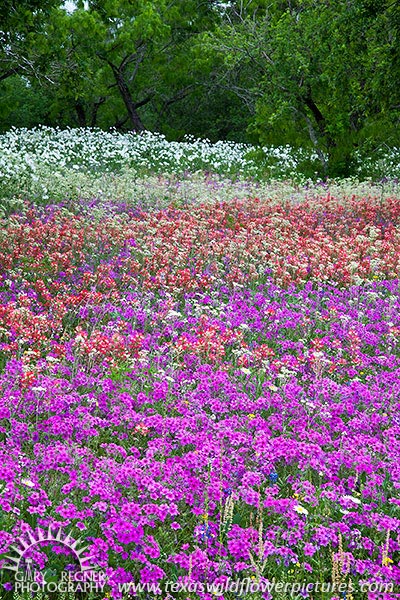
3,526,96,582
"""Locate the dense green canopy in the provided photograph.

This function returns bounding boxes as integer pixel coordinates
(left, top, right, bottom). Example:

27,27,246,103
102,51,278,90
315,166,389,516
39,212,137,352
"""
1,0,399,175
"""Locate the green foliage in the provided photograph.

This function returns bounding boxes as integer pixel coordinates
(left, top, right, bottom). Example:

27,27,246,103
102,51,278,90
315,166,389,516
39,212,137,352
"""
0,0,59,83
1,0,400,168
205,0,400,177
0,78,52,131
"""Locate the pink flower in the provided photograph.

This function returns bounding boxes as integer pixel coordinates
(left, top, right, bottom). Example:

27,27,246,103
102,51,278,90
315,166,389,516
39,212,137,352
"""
303,543,317,556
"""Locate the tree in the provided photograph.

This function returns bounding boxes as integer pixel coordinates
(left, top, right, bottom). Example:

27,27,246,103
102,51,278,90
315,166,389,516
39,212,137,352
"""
0,0,59,83
204,0,400,176
37,6,110,128
35,0,223,133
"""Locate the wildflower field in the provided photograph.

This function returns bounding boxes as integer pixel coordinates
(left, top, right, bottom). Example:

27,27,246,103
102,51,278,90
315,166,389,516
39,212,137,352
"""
0,129,400,600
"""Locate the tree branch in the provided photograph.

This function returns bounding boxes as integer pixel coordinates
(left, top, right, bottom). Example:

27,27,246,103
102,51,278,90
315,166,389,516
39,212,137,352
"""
133,94,154,110
0,67,19,82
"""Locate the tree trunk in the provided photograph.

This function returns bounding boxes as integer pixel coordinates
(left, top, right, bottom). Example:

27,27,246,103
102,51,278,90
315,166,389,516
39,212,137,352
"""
303,92,336,151
302,112,328,177
90,97,106,128
111,66,145,132
75,101,87,127
301,91,348,177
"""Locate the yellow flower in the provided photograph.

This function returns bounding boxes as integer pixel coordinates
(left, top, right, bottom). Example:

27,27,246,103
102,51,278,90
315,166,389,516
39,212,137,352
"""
247,413,256,419
383,557,393,566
